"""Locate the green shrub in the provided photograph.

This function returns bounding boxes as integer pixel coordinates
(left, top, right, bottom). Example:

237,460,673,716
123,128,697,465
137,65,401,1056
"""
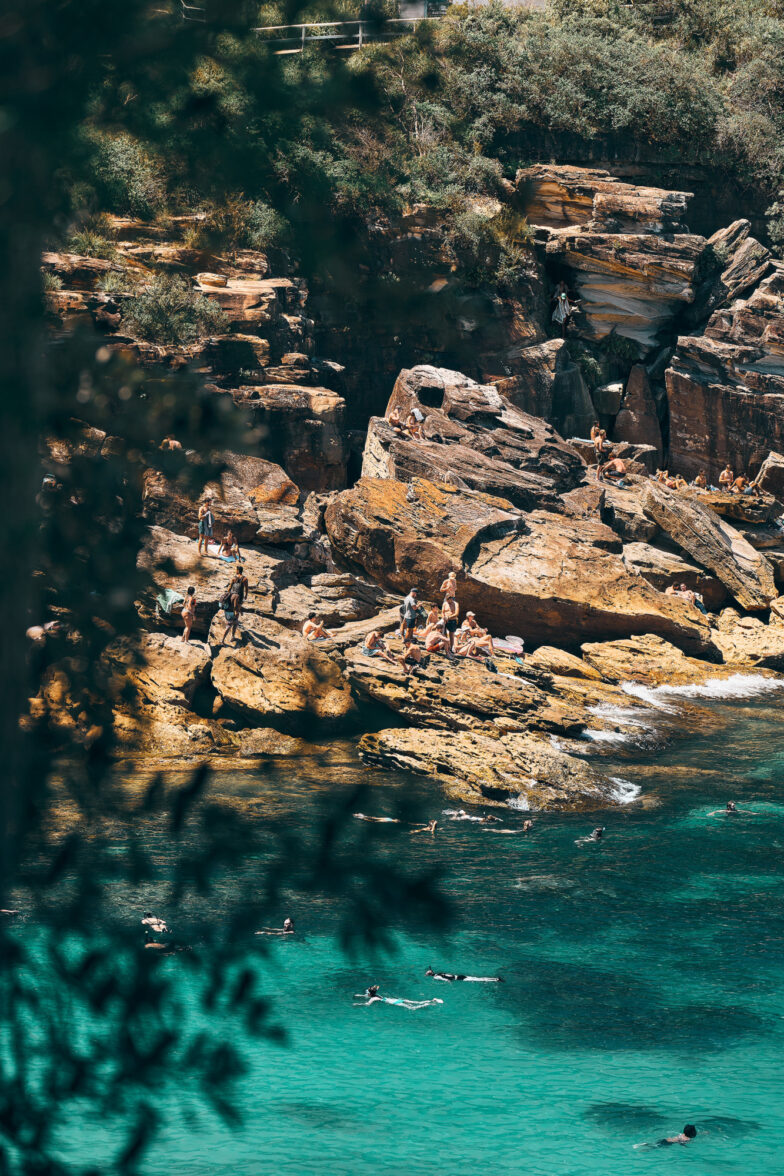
193,196,288,252
42,271,63,291
604,332,640,363
122,274,230,344
97,269,145,295
67,228,117,260
91,132,166,220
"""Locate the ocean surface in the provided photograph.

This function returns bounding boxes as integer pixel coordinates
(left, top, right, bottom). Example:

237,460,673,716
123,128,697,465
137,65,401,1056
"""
58,677,784,1174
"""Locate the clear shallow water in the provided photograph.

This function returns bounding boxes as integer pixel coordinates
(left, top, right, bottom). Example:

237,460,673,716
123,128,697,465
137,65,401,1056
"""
65,689,784,1173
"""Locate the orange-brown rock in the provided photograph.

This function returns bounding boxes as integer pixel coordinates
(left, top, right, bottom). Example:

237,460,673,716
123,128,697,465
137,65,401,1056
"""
580,634,731,687
324,476,716,655
234,384,348,490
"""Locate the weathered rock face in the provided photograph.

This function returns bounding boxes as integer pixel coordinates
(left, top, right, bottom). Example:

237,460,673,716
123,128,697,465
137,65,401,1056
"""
755,451,784,500
358,726,618,810
142,454,302,545
599,479,660,543
365,365,587,505
342,644,585,736
210,617,357,729
612,365,663,459
666,264,784,480
492,338,597,438
106,632,212,706
641,483,777,611
324,475,716,655
580,633,729,687
622,542,727,610
711,608,784,669
694,220,772,321
233,384,348,490
516,165,691,234
138,526,294,635
268,573,395,629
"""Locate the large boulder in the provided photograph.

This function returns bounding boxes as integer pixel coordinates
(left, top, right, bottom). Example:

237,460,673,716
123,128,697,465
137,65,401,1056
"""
754,451,784,500
580,633,731,687
641,483,777,611
342,643,585,736
492,338,597,438
710,609,784,669
269,573,395,629
324,476,716,656
362,366,587,511
233,384,348,491
622,542,727,610
142,454,302,545
210,617,357,729
358,727,619,810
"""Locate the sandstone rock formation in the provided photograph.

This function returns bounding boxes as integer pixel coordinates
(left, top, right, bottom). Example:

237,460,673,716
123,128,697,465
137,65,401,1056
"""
358,727,616,810
210,617,357,729
612,365,663,460
622,541,727,610
641,483,777,610
324,475,716,655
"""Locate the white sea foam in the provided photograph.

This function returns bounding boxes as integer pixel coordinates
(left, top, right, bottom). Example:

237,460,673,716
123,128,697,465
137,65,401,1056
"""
622,673,784,706
506,794,531,811
584,728,633,744
609,776,642,804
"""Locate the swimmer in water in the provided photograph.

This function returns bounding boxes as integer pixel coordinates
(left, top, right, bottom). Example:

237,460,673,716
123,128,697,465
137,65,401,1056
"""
444,809,502,823
255,917,294,936
410,819,438,835
483,820,533,835
141,912,170,935
576,826,604,845
425,966,503,983
708,801,757,816
354,814,402,823
354,985,443,1009
635,1123,697,1149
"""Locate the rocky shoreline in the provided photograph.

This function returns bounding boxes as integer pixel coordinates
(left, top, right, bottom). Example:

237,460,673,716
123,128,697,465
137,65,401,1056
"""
38,167,784,811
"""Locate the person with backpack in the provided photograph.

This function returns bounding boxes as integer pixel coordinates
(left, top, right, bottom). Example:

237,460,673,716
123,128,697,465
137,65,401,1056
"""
220,566,249,645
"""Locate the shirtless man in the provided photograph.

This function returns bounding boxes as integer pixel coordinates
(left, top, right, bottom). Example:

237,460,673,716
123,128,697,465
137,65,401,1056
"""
442,593,460,652
411,819,438,835
197,497,215,556
398,637,423,675
425,966,503,983
221,566,249,645
693,470,707,488
361,630,397,665
424,604,440,631
732,474,749,494
599,457,626,482
718,464,734,491
439,571,457,599
590,424,608,461
303,611,330,641
387,405,404,433
424,622,452,656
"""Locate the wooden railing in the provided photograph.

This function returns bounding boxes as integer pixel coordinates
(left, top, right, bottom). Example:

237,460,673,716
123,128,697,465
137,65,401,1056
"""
179,2,438,46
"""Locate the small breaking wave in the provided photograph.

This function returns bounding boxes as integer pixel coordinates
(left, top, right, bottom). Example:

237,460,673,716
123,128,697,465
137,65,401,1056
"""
609,776,642,804
622,673,784,706
506,794,531,811
584,728,633,744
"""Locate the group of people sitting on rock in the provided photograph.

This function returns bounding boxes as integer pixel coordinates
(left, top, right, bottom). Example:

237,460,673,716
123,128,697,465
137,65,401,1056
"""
359,576,498,675
664,582,708,615
386,404,427,440
652,464,762,496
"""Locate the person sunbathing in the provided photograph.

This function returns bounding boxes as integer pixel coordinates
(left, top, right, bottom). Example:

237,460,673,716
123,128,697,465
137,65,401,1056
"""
465,612,495,653
731,474,749,494
405,410,424,439
655,468,668,484
361,630,397,665
673,475,687,490
303,612,330,641
218,529,241,560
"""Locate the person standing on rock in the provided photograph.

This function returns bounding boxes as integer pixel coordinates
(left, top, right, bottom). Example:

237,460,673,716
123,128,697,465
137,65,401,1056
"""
197,497,215,556
181,586,197,643
439,572,457,599
442,593,460,652
401,588,420,641
221,566,248,645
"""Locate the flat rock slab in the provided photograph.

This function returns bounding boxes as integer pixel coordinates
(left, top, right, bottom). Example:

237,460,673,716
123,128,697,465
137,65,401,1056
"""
211,617,357,729
711,609,784,669
358,728,618,810
325,476,715,656
622,541,727,610
581,633,735,687
642,482,777,611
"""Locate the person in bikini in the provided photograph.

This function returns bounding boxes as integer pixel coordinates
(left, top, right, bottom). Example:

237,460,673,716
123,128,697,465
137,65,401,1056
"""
221,565,249,645
218,529,241,560
181,585,196,643
442,593,460,652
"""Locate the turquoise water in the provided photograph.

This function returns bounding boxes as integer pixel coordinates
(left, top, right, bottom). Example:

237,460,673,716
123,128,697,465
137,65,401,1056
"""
64,688,784,1172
